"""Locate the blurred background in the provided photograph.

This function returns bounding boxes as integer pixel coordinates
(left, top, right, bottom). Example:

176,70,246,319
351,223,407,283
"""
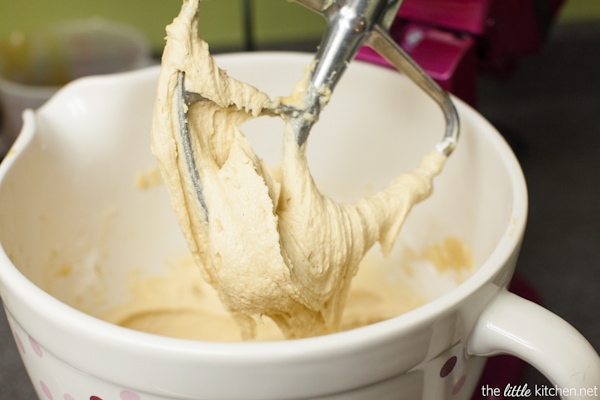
0,0,597,54
0,0,326,56
1,0,599,399
0,0,598,55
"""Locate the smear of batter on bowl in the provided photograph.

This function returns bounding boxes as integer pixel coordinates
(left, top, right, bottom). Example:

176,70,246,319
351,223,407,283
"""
101,251,439,342
150,0,447,340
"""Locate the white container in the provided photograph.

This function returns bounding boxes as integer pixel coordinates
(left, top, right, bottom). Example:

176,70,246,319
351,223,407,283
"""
0,53,598,400
0,18,151,149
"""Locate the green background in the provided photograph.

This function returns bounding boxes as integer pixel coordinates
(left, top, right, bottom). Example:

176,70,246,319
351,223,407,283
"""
0,0,598,55
0,0,325,54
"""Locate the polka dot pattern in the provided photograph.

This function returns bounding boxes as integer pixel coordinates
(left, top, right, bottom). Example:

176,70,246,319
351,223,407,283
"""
440,356,457,378
40,381,53,400
452,374,467,395
12,327,144,400
439,354,468,396
120,390,142,400
29,335,43,357
14,332,26,354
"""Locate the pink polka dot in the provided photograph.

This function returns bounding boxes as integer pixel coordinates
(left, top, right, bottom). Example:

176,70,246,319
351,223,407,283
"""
14,332,26,354
452,374,467,395
120,390,141,400
64,395,75,400
29,335,43,357
40,381,54,400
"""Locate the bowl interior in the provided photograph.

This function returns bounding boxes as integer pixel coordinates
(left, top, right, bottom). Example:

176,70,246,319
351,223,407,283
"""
0,53,525,321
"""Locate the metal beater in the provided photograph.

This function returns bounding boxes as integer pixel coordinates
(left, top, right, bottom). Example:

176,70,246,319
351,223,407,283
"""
178,0,460,215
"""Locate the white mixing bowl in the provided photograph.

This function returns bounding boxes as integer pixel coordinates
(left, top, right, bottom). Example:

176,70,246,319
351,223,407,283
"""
0,53,598,400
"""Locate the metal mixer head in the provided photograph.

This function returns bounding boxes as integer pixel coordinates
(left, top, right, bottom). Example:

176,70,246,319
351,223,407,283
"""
175,0,460,219
291,0,459,154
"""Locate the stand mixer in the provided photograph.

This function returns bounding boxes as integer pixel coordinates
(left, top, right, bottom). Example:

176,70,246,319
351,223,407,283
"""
356,0,565,106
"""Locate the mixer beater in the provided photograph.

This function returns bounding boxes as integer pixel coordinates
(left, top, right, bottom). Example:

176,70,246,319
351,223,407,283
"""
177,0,460,216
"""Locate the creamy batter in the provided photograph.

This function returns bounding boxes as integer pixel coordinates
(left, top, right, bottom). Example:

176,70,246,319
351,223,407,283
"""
150,0,449,340
102,237,473,342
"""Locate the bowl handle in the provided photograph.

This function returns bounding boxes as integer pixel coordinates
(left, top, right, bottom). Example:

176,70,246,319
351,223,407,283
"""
468,289,600,399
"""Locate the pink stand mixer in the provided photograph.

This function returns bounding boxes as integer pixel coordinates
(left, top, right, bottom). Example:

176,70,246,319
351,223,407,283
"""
356,0,565,106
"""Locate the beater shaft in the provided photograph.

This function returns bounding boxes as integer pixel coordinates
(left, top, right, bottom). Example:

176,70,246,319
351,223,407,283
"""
291,0,404,145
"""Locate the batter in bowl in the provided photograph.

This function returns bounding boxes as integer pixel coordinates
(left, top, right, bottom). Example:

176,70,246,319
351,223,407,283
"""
150,0,449,340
